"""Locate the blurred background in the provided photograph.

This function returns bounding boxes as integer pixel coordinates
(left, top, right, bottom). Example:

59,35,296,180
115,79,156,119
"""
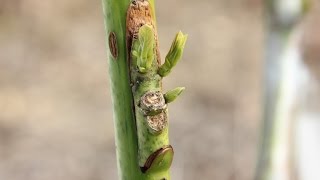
0,0,319,180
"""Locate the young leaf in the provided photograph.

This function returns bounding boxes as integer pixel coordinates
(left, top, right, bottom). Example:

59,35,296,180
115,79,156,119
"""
158,31,187,77
132,25,155,73
164,87,185,104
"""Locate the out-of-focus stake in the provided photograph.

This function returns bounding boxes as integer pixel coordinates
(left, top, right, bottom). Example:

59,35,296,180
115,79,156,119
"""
255,0,311,180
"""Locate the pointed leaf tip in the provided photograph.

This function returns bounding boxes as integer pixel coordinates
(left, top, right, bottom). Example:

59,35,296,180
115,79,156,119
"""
158,31,187,77
164,87,185,104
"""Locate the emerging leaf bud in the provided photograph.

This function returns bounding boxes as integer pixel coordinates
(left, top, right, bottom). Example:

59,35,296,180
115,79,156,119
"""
132,25,155,73
158,31,187,77
164,87,185,104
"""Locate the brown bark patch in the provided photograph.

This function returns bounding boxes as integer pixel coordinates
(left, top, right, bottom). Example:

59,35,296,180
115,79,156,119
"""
146,111,167,133
108,32,118,59
140,91,166,115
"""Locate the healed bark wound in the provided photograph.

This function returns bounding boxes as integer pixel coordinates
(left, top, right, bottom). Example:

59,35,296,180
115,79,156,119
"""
108,32,118,59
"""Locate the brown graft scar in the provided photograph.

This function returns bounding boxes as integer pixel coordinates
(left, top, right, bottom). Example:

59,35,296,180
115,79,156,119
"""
126,0,161,66
146,111,168,134
140,91,166,115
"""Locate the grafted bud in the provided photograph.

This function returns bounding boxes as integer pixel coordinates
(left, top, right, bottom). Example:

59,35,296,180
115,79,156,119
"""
132,25,155,73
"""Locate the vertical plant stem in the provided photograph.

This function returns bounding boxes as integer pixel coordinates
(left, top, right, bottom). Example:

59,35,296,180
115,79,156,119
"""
101,0,186,179
102,0,142,179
